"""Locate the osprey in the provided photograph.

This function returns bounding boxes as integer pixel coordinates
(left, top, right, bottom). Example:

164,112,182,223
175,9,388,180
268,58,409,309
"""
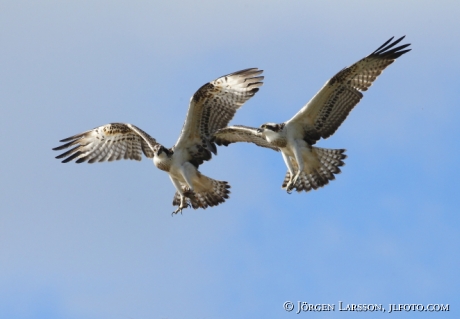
213,37,411,193
53,68,263,213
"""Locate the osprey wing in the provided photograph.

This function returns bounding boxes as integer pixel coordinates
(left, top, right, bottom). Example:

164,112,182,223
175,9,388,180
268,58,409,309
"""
53,123,160,163
287,36,411,142
174,68,263,156
213,125,279,151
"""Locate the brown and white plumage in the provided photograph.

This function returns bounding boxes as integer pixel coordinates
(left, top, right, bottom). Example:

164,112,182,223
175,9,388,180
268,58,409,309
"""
53,123,157,163
212,125,279,151
214,37,411,193
288,36,411,142
53,68,264,214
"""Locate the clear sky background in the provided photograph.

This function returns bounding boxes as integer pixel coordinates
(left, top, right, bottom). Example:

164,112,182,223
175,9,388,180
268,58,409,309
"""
1,1,459,318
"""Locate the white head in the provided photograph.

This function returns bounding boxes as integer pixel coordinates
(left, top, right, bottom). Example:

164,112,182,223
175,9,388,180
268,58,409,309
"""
153,144,173,158
257,123,285,133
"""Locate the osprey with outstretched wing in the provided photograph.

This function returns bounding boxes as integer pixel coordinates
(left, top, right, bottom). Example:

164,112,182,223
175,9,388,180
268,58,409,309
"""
53,68,263,214
214,36,411,193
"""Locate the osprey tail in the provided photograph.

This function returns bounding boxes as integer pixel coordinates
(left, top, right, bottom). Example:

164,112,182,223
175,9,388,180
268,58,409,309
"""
282,147,346,192
172,176,231,210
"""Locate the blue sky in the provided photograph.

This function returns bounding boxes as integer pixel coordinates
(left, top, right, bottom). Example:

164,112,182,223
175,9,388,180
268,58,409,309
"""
1,1,459,318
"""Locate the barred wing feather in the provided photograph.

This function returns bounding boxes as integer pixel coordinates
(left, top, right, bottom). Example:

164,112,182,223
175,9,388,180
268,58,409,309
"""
53,123,159,163
288,36,411,141
175,68,264,153
213,125,279,151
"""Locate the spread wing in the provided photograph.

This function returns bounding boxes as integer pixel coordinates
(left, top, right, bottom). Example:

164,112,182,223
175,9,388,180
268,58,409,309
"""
53,123,160,163
174,68,264,157
213,125,279,151
287,36,411,142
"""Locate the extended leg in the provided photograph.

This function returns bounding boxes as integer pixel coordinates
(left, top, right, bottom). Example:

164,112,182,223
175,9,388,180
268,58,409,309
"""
286,143,304,193
179,162,196,191
282,151,296,194
169,176,189,215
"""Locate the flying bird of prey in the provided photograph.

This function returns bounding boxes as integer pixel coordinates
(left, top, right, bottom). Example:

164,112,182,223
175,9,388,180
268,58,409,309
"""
53,68,263,214
213,36,411,193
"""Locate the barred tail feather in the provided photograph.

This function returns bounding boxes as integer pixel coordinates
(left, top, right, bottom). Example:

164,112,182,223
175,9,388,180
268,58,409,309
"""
172,189,202,209
172,178,231,210
281,147,346,192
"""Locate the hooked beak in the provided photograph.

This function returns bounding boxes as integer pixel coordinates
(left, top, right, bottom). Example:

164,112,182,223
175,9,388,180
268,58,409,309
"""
256,128,263,133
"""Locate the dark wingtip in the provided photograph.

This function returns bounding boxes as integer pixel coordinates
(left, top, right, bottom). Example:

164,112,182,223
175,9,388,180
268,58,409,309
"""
60,151,83,163
55,145,80,159
373,36,395,53
75,157,88,164
372,36,411,59
212,137,230,147
207,141,218,155
59,133,83,143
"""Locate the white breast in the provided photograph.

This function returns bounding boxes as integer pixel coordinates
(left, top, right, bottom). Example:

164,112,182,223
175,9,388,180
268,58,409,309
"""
264,130,281,143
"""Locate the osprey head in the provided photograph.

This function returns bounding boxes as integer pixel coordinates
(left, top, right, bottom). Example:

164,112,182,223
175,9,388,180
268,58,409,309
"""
257,123,284,133
153,145,172,157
